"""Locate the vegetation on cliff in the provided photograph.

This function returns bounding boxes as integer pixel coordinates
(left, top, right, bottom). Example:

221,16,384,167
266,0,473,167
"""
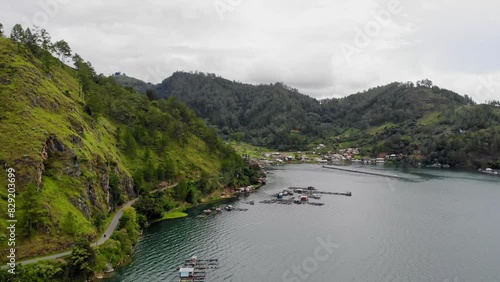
0,23,259,276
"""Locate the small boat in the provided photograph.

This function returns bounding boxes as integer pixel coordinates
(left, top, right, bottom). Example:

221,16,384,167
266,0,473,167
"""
225,205,234,211
203,209,212,215
300,195,308,202
277,193,283,199
312,194,321,199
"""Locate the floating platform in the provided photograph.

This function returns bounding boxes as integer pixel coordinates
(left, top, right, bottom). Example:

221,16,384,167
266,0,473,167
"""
178,256,219,281
259,198,325,206
322,165,404,179
288,187,352,197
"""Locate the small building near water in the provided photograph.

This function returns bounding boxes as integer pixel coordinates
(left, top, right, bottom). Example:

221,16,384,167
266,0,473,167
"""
179,267,195,281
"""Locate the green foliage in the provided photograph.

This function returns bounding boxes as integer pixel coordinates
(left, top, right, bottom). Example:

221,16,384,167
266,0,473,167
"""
174,178,189,201
93,212,106,233
10,24,24,43
0,261,67,282
109,171,122,208
69,238,96,281
19,184,49,238
60,211,77,236
116,72,500,168
133,192,173,220
53,40,72,62
1,29,254,264
0,23,4,37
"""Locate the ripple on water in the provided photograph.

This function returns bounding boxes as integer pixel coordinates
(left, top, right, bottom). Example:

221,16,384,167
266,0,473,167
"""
110,165,500,282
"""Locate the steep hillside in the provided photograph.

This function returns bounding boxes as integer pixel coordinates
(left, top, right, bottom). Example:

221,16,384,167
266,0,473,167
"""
117,73,500,168
116,71,325,150
0,36,252,261
321,82,474,129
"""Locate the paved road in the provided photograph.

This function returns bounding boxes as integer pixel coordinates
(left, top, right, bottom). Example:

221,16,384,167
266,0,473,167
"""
4,183,177,268
3,198,139,268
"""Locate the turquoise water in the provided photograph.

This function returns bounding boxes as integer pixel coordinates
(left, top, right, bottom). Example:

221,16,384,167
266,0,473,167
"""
109,164,500,282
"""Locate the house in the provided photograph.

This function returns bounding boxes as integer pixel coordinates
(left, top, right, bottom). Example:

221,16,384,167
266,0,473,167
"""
179,267,195,281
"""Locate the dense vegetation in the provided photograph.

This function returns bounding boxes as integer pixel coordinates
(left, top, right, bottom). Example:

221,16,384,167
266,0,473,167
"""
0,24,260,281
116,73,500,168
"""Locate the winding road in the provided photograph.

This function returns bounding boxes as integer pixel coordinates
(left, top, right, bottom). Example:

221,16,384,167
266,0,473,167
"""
3,183,177,268
2,198,139,268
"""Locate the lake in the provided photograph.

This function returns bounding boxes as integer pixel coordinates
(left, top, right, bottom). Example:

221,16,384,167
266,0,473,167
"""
108,164,500,282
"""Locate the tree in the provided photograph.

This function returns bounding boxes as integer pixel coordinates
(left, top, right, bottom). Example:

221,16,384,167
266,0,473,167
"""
93,212,106,232
20,184,48,237
38,28,52,51
0,23,4,37
73,53,96,97
60,211,77,236
23,27,39,53
174,178,188,201
53,40,71,63
10,24,25,43
146,89,157,100
69,238,96,281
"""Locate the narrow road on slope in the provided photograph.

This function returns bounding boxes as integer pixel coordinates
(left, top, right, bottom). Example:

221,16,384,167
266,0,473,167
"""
4,183,177,268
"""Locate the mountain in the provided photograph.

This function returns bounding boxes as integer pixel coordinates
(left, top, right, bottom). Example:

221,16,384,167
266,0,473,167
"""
110,72,154,94
116,73,500,168
116,72,325,150
0,34,256,273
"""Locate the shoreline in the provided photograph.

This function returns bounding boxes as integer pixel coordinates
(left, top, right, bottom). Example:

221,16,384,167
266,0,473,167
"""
92,182,265,279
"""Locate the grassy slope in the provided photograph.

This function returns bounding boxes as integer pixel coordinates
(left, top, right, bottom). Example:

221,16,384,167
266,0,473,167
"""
0,38,129,257
0,37,226,260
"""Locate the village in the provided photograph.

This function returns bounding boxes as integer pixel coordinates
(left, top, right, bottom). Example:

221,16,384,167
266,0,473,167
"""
246,143,409,167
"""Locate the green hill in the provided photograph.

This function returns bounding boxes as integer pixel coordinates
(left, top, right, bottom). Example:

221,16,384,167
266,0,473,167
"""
117,73,500,168
0,33,255,263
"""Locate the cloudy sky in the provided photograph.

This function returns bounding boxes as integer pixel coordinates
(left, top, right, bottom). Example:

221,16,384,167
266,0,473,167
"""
2,0,500,102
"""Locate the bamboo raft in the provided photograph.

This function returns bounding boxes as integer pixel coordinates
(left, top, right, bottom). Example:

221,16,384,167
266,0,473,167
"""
259,198,325,206
288,187,352,197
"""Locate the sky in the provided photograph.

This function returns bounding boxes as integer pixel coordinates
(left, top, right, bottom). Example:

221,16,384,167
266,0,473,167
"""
2,0,500,102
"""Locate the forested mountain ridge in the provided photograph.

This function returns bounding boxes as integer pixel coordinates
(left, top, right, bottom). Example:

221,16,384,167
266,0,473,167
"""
0,25,258,278
115,73,500,168
155,72,325,147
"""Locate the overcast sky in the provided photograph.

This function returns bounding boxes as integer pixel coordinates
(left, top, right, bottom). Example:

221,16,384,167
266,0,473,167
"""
2,0,500,102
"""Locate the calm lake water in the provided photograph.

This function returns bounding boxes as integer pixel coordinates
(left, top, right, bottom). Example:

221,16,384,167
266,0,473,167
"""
109,164,500,282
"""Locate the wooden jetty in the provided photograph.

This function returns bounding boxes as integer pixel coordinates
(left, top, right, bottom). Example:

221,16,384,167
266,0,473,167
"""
259,198,325,206
288,187,352,197
322,165,404,179
178,256,219,282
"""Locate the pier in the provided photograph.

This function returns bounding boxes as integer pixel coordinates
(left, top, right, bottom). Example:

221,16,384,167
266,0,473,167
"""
322,165,404,179
288,187,352,197
259,198,325,206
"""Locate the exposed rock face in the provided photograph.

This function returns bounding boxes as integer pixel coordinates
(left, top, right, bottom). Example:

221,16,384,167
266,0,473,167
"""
86,182,99,211
36,134,135,217
71,197,91,219
44,134,65,157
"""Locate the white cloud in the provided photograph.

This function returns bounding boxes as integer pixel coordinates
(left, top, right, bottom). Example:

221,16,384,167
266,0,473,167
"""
1,0,499,102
